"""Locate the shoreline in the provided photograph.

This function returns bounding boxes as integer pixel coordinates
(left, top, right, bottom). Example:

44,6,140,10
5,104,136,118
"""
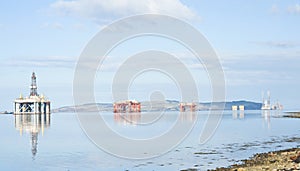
209,148,300,171
283,112,300,118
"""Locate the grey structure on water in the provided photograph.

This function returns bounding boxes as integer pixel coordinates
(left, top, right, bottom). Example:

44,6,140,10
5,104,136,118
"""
14,72,51,114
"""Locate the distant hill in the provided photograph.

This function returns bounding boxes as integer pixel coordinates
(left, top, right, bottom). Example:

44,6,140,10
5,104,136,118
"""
52,100,262,113
51,103,113,113
197,100,262,110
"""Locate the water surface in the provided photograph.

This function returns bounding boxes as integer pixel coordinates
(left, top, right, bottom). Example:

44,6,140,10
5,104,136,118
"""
0,110,299,170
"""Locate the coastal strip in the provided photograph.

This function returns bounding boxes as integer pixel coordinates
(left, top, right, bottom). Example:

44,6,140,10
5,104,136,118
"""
209,148,300,171
283,112,300,119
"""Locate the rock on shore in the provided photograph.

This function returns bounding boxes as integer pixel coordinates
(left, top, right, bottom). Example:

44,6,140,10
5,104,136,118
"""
283,112,300,118
210,148,300,171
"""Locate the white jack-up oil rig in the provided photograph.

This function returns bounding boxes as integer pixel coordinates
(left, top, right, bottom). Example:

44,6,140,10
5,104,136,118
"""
261,90,283,110
261,91,271,110
14,72,51,114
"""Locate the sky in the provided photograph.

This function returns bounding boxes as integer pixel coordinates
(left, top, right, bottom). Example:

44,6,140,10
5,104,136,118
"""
1,0,300,111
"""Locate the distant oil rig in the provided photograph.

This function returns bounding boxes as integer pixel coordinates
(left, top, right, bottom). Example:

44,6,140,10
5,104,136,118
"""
113,100,141,113
261,91,271,110
261,90,283,110
179,102,197,112
14,72,51,114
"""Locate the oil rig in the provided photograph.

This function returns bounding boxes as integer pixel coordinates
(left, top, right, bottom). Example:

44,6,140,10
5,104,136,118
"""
179,102,197,112
261,91,271,110
113,100,141,113
14,72,51,114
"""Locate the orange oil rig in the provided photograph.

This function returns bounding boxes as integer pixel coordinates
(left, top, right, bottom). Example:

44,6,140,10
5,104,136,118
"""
179,102,196,112
113,100,141,113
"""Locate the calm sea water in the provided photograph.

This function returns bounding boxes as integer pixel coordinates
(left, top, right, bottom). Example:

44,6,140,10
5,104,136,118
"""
0,110,299,171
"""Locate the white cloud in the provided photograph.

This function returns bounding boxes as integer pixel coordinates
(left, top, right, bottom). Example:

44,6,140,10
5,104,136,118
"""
251,41,297,48
73,23,86,31
270,4,280,14
220,51,300,86
50,0,199,23
4,56,76,68
40,22,64,30
287,4,300,14
221,51,300,65
225,69,292,86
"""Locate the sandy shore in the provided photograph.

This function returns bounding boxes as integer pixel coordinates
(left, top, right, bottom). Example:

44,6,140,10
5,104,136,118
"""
209,148,300,171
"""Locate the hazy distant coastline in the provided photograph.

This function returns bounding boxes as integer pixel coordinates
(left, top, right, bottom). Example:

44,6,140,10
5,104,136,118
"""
51,100,262,113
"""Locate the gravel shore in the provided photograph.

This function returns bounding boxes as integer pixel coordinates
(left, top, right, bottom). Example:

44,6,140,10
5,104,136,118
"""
283,112,300,118
209,148,300,171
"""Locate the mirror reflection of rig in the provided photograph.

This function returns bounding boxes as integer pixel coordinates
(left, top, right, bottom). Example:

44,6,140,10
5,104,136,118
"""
14,72,51,114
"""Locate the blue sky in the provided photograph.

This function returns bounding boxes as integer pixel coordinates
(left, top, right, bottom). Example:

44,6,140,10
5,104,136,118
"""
1,0,300,111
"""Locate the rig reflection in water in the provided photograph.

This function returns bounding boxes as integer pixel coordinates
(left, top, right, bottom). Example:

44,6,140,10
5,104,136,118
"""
14,114,51,158
114,112,141,125
114,112,196,125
